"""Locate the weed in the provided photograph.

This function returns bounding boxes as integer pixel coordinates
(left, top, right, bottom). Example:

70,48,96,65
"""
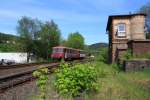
33,68,49,100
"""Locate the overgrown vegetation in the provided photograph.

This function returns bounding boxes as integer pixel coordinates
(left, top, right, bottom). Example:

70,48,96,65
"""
90,62,150,100
30,61,150,100
33,68,49,100
123,49,132,60
54,62,99,97
123,49,150,60
96,48,108,63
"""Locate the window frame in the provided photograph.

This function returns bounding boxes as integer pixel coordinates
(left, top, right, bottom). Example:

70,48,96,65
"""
117,23,126,37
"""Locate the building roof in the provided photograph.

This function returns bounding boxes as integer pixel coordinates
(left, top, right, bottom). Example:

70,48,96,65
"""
106,13,146,31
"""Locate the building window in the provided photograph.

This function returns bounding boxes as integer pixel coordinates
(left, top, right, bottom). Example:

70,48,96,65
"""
117,23,126,37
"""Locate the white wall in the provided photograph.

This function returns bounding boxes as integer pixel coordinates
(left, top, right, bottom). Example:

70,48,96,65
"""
0,53,28,63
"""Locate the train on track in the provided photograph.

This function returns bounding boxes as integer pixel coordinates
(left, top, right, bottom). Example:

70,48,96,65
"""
51,46,86,60
0,46,86,65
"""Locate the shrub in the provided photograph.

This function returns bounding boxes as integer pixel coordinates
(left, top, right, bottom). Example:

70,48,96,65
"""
33,68,49,100
123,49,132,60
54,62,99,96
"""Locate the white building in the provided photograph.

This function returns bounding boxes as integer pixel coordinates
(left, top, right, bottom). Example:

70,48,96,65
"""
0,53,35,63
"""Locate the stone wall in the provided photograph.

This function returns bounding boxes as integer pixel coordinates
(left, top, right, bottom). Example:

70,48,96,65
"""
130,15,146,40
123,60,150,72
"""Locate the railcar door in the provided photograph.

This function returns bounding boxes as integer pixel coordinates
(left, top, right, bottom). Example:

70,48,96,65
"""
65,48,69,59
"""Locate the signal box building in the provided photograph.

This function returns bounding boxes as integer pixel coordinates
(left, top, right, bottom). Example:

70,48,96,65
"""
106,13,150,63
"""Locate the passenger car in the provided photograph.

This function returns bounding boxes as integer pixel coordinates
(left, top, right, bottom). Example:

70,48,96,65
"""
51,46,86,60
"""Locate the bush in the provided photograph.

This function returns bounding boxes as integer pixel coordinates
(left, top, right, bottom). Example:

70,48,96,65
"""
54,62,99,96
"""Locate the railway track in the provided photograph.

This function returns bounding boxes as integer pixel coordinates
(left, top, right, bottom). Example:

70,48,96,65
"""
0,62,59,92
0,58,91,93
0,62,55,69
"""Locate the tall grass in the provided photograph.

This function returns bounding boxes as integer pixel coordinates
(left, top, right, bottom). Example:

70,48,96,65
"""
88,61,150,100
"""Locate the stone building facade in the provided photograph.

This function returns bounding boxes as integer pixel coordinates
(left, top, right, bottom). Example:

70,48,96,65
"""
106,13,146,63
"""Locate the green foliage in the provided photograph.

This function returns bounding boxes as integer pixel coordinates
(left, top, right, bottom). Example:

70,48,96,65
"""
0,32,24,52
54,62,99,96
17,16,61,60
37,20,61,59
146,52,150,59
93,62,108,78
96,48,108,63
17,16,41,53
89,43,108,51
0,32,17,43
123,49,150,60
30,62,150,99
60,39,67,46
0,44,22,52
66,32,84,49
111,63,122,74
134,52,150,60
33,68,49,100
123,49,132,60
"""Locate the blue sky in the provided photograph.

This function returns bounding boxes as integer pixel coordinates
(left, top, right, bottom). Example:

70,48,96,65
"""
0,0,149,44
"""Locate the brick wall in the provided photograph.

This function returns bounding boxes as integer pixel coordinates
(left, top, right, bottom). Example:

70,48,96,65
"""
128,40,150,56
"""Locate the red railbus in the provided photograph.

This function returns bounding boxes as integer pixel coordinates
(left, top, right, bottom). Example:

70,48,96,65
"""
51,46,85,60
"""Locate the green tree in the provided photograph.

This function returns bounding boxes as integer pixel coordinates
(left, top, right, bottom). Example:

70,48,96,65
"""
139,2,150,39
66,32,84,49
17,17,61,60
17,16,42,61
60,38,67,46
38,20,61,59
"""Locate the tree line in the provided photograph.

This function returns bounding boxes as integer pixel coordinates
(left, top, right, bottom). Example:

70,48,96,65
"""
16,16,84,61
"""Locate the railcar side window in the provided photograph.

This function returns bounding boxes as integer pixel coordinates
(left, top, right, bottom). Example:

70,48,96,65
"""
53,48,64,53
52,48,57,53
